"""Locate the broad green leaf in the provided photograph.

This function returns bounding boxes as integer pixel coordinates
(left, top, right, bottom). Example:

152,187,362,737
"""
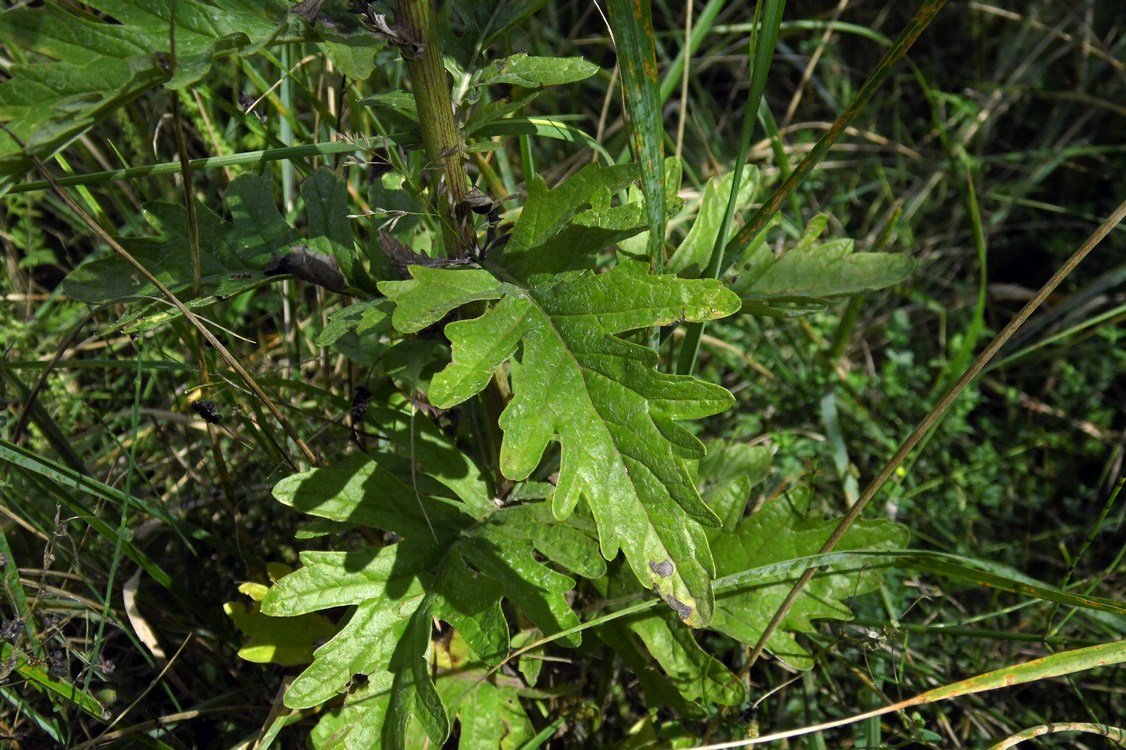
731,213,916,301
510,175,657,279
617,156,686,261
314,35,383,81
386,597,449,748
360,91,421,135
288,3,385,81
262,546,430,708
601,562,744,706
316,299,393,347
582,442,766,706
628,610,746,706
493,162,639,280
595,619,697,716
456,504,606,653
511,630,544,687
271,453,474,541
431,551,510,665
267,465,606,747
265,548,448,750
383,502,608,745
698,441,773,530
224,595,336,667
668,169,762,278
301,167,362,267
63,173,292,301
709,488,909,670
0,0,288,192
382,261,741,626
473,53,599,89
464,92,540,137
435,665,536,750
308,682,388,750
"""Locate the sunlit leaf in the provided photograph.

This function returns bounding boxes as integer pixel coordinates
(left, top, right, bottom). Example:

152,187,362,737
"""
732,213,916,301
709,487,909,670
382,256,740,626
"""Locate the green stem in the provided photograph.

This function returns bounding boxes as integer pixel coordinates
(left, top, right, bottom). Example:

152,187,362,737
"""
396,0,474,258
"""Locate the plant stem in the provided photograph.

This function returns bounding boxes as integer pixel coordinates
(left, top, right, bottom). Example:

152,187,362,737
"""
396,0,474,258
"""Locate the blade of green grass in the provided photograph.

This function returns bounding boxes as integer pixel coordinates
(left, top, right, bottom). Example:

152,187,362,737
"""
495,547,1124,676
656,0,726,105
720,0,950,276
676,0,786,375
474,118,614,164
606,0,667,281
0,439,179,591
8,143,364,194
1,636,109,722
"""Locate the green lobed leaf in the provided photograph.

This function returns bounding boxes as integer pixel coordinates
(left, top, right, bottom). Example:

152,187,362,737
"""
731,213,916,300
616,156,686,261
267,462,607,747
456,504,606,652
668,169,762,278
473,53,600,89
0,0,288,192
62,174,290,301
271,453,475,541
601,562,745,707
628,610,746,706
464,91,540,137
316,299,393,347
287,2,386,81
360,91,421,133
493,161,639,280
225,597,337,667
697,440,773,530
434,665,536,750
430,552,510,665
308,681,388,750
381,260,741,626
708,487,910,670
262,546,430,708
354,398,497,518
385,598,449,748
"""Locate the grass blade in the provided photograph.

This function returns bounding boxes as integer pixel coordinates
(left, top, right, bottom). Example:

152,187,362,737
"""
606,0,667,279
676,0,786,375
721,0,950,275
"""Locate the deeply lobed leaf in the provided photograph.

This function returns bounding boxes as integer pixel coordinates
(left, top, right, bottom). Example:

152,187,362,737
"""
709,486,910,670
382,259,740,626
